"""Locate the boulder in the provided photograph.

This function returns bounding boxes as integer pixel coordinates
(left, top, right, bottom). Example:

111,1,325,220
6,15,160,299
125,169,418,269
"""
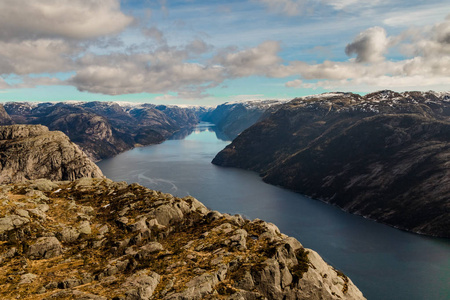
27,237,63,259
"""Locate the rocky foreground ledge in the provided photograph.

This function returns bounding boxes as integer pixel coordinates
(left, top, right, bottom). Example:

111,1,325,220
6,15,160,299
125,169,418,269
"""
0,125,103,184
0,178,364,300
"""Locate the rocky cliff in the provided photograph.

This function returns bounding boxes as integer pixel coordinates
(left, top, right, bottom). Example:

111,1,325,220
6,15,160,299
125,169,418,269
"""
0,104,13,125
213,90,450,238
0,178,365,300
0,125,103,183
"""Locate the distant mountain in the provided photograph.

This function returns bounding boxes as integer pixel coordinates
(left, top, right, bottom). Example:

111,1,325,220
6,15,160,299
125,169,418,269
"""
0,124,103,183
4,102,201,161
203,100,286,140
213,90,450,238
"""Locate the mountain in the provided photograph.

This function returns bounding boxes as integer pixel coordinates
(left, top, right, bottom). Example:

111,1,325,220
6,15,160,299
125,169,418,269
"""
213,91,450,238
0,125,103,183
4,102,201,161
0,177,365,299
203,100,285,140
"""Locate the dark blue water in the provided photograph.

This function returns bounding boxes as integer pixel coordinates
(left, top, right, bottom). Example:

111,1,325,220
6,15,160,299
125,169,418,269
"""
97,123,450,300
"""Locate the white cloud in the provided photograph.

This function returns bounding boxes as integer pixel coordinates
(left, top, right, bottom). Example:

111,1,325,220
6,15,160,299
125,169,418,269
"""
282,16,450,92
213,41,282,77
69,46,225,95
399,16,450,58
345,27,389,63
0,0,133,41
0,39,78,75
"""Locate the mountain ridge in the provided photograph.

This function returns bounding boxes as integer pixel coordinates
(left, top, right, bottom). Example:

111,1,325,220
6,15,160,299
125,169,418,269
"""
213,90,450,238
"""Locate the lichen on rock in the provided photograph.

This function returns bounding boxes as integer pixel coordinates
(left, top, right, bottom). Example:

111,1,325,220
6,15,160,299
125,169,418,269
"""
0,178,365,299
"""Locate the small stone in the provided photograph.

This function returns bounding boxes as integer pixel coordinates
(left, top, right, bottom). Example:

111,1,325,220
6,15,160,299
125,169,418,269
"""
19,273,37,284
78,221,92,235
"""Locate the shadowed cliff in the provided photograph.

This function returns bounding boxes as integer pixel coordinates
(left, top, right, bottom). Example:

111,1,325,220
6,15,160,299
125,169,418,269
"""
213,90,450,238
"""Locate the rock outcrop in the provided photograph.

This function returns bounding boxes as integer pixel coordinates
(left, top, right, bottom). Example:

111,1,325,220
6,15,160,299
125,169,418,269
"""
0,178,365,299
0,125,103,183
0,104,13,125
213,90,450,238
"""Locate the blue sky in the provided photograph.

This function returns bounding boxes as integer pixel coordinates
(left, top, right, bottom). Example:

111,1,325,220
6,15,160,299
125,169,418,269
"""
0,0,449,105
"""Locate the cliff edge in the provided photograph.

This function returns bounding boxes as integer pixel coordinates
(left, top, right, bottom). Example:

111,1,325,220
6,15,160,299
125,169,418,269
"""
0,125,103,183
0,178,365,299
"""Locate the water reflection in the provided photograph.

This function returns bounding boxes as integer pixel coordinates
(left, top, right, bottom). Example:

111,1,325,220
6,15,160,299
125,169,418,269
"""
170,123,231,142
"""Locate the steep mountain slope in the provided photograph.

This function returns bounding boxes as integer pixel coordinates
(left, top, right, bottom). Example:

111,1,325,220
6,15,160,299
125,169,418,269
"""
213,91,450,238
203,100,285,139
0,125,103,183
0,178,365,300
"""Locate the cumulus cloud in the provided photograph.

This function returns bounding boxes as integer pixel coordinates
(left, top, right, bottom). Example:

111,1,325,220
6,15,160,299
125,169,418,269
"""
345,27,389,63
399,15,450,58
0,0,134,77
0,0,133,41
282,16,450,91
213,41,282,77
0,39,78,75
69,46,224,95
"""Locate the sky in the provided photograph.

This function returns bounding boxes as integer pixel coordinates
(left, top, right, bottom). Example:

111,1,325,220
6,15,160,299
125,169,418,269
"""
0,0,449,105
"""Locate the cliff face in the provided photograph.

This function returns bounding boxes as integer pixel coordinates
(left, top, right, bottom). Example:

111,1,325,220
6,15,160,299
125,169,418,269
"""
0,104,13,125
0,125,103,183
0,178,365,300
4,102,200,161
213,91,450,238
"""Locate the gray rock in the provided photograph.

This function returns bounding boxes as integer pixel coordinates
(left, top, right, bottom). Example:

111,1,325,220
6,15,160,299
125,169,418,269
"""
130,218,149,233
212,223,234,234
151,204,183,227
58,277,81,289
27,236,63,259
0,125,103,184
136,242,164,260
15,209,30,218
0,215,30,234
19,273,37,284
216,264,228,281
58,227,80,243
27,179,59,192
123,270,161,300
230,229,248,250
0,247,17,264
78,220,92,235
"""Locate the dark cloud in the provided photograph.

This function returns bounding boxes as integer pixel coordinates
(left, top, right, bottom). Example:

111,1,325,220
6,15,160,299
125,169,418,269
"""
345,27,388,63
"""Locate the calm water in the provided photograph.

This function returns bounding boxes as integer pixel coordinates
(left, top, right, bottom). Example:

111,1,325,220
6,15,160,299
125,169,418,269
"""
97,123,450,300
